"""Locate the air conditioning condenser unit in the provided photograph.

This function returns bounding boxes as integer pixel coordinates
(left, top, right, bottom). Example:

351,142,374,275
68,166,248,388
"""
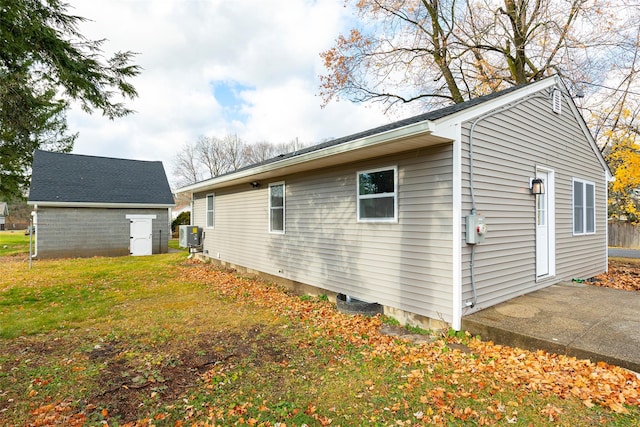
178,225,202,248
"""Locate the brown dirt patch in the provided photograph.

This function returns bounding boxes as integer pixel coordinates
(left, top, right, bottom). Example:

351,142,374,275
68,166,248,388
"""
0,323,294,425
86,325,292,424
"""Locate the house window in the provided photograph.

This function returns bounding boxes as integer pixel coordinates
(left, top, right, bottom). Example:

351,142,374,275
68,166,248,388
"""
357,166,398,222
269,182,285,233
206,194,215,228
573,179,595,234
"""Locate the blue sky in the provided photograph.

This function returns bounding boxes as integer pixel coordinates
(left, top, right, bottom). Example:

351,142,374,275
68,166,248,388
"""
211,81,253,125
65,0,392,187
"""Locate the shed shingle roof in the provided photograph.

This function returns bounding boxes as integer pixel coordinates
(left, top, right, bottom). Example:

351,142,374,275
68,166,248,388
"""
28,150,174,206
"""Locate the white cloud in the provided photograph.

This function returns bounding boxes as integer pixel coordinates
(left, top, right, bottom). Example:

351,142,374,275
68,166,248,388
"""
66,0,391,184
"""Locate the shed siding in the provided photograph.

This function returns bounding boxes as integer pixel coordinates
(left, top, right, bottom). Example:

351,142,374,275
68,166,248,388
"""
35,207,169,258
460,93,607,311
194,145,456,322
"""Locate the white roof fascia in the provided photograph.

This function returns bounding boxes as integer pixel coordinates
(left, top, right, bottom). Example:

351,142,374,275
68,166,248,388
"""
555,80,612,180
430,77,559,129
179,120,437,193
27,201,175,208
429,76,611,179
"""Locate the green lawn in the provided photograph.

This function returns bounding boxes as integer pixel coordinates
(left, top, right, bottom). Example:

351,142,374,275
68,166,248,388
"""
0,230,31,257
0,233,638,426
168,237,187,251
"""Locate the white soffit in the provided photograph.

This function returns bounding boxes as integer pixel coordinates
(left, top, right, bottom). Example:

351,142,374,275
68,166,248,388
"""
180,120,450,193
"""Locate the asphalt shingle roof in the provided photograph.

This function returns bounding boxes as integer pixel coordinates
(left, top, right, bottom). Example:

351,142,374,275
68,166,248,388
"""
200,83,532,183
28,150,174,205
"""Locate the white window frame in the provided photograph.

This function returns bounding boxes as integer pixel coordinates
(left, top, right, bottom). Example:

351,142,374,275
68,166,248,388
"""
269,182,285,234
572,178,596,235
356,166,398,223
205,193,215,229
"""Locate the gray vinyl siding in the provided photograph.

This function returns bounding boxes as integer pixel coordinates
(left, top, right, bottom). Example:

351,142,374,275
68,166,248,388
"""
194,145,456,322
35,207,169,258
460,94,607,311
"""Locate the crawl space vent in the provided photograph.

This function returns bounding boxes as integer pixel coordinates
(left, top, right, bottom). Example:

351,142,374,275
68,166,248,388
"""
552,89,562,114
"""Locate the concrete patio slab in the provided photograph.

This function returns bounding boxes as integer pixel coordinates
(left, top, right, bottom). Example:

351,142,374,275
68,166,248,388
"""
462,283,640,373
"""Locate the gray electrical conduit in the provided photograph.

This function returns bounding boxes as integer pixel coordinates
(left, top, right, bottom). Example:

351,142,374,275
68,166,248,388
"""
466,89,556,308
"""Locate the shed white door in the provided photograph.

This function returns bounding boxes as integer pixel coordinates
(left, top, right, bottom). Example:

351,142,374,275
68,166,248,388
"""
536,169,555,278
130,217,153,256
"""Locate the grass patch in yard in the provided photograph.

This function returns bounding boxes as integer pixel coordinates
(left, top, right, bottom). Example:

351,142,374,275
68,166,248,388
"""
0,255,189,338
168,238,187,251
1,254,285,425
0,254,639,426
0,230,30,256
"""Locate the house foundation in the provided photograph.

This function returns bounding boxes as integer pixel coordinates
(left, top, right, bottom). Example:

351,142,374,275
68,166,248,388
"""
193,253,449,332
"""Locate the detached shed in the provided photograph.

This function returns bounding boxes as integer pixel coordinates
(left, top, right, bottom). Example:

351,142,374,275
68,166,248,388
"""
0,202,8,231
28,150,174,259
180,76,611,330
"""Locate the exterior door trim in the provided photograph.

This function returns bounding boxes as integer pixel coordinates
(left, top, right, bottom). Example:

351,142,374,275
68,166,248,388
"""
126,214,156,256
536,167,556,280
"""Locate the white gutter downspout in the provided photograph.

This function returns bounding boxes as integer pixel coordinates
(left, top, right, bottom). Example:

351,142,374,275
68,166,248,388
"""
464,92,551,311
168,207,172,252
452,129,463,331
31,205,38,259
190,193,194,225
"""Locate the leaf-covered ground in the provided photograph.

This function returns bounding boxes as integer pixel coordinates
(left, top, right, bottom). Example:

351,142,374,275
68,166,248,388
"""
1,255,639,426
593,257,640,292
178,264,640,424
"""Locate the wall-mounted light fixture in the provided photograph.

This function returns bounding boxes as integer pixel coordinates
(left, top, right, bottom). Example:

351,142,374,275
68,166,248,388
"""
250,181,260,188
530,178,545,195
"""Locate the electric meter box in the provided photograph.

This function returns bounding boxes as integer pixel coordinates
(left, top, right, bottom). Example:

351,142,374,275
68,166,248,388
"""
466,213,486,245
179,225,203,248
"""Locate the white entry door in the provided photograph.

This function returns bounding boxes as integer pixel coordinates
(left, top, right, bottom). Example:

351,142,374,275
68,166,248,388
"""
536,169,555,278
129,217,153,256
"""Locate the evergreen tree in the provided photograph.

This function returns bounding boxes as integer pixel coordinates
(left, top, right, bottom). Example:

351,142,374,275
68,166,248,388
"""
0,0,140,199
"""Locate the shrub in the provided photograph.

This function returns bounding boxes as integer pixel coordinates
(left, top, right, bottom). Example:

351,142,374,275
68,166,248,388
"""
171,211,190,233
